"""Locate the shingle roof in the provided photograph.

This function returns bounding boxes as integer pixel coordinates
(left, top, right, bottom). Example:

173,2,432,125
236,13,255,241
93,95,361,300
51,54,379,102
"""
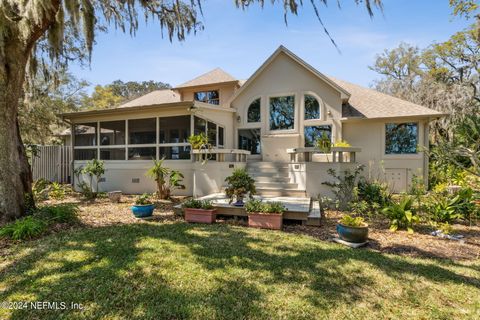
118,89,181,108
175,68,237,88
328,77,444,119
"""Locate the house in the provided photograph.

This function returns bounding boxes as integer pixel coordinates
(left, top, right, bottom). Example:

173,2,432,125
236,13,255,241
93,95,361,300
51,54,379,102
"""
62,46,444,198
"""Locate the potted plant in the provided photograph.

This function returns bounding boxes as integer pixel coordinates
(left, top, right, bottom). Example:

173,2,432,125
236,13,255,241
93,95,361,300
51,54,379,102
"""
246,199,285,230
225,168,256,206
336,214,368,243
183,198,216,224
131,193,155,218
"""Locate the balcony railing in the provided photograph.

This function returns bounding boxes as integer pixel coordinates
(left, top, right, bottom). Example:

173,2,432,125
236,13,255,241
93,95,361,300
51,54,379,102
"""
286,146,361,163
192,148,251,162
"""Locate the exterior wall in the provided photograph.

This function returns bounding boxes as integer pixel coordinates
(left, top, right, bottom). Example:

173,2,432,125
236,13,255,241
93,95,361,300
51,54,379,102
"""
74,160,245,197
231,51,344,162
179,83,238,108
343,118,429,193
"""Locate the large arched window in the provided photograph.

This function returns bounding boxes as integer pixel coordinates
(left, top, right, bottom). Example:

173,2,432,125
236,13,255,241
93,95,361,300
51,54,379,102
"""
247,98,261,123
304,94,320,120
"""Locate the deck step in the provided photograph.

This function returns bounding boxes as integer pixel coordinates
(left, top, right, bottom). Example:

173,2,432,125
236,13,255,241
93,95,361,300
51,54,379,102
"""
247,167,289,174
255,182,298,189
255,188,307,197
253,176,291,183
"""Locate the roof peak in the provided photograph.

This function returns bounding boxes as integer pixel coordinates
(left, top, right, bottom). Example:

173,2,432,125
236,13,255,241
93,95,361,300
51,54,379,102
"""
175,68,237,89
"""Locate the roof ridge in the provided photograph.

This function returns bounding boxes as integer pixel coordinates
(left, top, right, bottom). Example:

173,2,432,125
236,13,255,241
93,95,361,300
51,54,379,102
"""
175,67,237,88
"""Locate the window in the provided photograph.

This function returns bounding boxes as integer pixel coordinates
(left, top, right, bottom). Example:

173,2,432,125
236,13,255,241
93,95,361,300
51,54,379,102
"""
100,148,126,160
74,149,97,161
128,147,156,160
239,129,261,155
194,116,207,135
74,123,97,146
160,146,191,160
247,98,261,122
128,118,156,144
304,95,320,120
194,90,219,105
304,125,332,148
218,127,224,147
100,121,125,145
159,116,190,143
269,95,295,131
385,123,418,154
207,121,217,146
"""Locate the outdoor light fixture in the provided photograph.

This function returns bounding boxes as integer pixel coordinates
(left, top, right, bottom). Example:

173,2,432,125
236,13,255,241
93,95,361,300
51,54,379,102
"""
236,115,241,123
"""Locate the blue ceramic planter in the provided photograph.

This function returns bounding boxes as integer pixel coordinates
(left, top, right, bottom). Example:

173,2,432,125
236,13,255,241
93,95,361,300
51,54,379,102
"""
131,204,155,218
336,223,368,243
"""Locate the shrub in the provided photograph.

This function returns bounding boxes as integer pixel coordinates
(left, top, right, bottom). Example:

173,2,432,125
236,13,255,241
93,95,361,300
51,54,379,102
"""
382,197,419,233
48,182,67,200
182,199,214,210
339,215,366,227
32,178,51,201
322,165,364,211
146,159,185,200
354,178,392,215
37,203,79,224
426,187,478,224
245,199,285,214
135,194,153,205
224,168,256,203
0,216,47,240
74,159,105,199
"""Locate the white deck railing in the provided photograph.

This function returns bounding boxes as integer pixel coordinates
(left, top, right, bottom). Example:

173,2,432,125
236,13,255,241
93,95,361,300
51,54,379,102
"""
192,148,251,162
286,146,361,163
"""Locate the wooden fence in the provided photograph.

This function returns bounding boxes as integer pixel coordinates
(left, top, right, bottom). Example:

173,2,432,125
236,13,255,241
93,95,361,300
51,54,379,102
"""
31,145,72,183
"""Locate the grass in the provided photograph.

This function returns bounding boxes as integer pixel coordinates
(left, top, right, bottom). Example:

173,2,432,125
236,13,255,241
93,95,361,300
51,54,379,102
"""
0,221,479,319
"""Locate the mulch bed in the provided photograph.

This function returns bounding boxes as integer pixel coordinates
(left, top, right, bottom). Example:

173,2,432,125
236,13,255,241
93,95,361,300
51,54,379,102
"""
284,210,480,261
2,195,479,261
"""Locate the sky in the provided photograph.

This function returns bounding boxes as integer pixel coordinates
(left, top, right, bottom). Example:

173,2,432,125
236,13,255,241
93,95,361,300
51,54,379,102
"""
70,0,471,91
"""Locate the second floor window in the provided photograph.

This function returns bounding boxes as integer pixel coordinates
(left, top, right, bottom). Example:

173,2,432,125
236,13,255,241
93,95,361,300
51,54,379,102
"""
194,90,220,105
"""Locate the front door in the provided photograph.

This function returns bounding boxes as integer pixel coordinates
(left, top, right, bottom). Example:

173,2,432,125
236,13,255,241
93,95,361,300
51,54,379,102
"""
238,128,262,160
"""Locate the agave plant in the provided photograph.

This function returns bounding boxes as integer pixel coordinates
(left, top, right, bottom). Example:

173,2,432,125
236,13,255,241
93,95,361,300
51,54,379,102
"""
382,196,419,233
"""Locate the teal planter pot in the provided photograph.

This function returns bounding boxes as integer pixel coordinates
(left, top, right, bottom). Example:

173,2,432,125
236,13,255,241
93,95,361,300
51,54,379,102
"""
131,204,155,218
336,223,368,243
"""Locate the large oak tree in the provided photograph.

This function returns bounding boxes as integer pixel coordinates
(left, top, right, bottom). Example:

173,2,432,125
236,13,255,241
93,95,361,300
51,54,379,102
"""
0,0,382,223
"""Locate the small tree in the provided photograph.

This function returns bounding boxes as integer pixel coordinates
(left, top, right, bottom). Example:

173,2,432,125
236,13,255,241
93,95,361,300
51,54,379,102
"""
322,165,365,211
146,159,185,200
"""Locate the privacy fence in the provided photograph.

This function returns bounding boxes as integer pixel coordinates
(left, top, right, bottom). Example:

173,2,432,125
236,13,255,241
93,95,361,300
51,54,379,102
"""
31,145,72,184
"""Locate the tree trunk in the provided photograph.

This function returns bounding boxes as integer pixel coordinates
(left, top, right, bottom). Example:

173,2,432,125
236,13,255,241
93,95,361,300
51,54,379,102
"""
0,46,33,224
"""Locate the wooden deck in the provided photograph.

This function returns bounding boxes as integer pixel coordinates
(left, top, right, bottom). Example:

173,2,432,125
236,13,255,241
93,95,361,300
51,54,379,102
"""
174,193,321,226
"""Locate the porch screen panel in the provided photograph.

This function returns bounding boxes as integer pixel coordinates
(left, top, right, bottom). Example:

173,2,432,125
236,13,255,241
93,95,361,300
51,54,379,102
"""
207,121,217,146
159,146,191,160
159,116,190,143
100,121,125,145
128,147,156,160
218,127,225,147
100,148,126,160
194,116,207,135
74,123,97,146
128,118,156,144
74,149,97,161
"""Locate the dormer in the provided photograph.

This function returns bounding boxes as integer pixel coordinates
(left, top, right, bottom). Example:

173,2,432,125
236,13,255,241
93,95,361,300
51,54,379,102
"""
174,68,241,107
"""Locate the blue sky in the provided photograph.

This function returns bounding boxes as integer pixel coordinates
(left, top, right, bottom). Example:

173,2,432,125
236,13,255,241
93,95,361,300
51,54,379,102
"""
70,0,471,90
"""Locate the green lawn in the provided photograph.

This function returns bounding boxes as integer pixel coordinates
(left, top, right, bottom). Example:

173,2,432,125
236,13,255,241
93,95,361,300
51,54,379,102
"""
0,221,479,319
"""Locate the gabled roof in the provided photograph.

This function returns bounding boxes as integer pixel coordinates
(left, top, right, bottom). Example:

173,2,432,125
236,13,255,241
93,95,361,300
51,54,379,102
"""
175,68,238,89
231,45,351,103
118,89,181,108
328,77,445,119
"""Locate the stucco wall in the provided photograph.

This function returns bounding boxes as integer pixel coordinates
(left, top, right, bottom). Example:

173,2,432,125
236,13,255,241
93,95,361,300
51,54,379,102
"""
231,51,344,162
343,118,429,192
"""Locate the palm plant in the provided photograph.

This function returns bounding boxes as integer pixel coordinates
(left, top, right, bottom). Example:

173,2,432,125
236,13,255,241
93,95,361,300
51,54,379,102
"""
382,197,419,233
146,158,185,200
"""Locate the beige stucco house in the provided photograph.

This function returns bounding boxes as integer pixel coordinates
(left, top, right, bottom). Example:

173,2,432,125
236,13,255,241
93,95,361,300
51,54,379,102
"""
62,46,444,198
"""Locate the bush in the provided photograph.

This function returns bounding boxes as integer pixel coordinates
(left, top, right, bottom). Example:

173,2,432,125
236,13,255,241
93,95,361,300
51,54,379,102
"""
339,215,366,227
135,194,153,205
182,199,213,210
426,187,479,224
322,165,364,211
245,199,285,214
37,203,79,224
382,197,419,233
48,182,67,200
354,178,392,215
224,168,256,203
0,216,47,240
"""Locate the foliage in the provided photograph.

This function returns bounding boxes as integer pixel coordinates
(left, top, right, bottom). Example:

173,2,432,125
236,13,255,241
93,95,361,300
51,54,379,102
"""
0,216,47,241
426,195,464,224
32,179,71,201
182,199,214,210
188,133,209,150
224,168,256,203
355,178,392,214
333,140,351,147
339,215,366,227
134,194,153,206
315,132,331,152
32,179,51,201
37,203,79,224
382,197,419,233
322,165,365,211
146,159,185,200
245,199,285,214
74,159,105,200
426,187,479,224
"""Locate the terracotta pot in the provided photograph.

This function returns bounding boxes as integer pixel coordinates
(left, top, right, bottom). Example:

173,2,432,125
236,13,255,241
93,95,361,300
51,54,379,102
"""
185,208,217,224
248,213,283,230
